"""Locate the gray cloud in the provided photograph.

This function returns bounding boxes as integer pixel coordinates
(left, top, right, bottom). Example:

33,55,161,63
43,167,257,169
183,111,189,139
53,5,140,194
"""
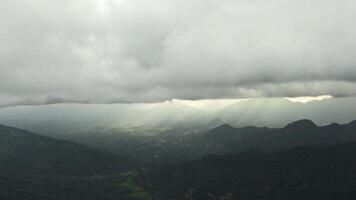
1,0,356,106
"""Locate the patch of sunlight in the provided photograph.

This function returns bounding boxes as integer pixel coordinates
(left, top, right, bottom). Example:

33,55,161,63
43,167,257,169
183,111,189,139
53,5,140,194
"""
286,95,332,103
118,173,153,200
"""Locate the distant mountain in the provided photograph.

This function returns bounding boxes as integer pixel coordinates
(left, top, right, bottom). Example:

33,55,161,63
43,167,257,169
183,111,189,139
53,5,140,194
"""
204,124,268,142
218,97,356,127
1,97,356,137
188,119,356,155
207,117,225,128
57,119,356,165
283,119,318,130
148,142,356,200
0,124,131,176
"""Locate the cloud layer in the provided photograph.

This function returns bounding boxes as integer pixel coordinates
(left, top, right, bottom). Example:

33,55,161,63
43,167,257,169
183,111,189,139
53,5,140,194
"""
1,0,356,106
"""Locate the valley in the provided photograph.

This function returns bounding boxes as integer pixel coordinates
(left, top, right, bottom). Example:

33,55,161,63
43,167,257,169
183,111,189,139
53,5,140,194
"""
1,119,356,199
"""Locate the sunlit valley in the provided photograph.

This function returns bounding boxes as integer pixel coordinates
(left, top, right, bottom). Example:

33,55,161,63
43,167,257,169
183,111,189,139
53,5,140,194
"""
2,0,356,199
2,97,356,199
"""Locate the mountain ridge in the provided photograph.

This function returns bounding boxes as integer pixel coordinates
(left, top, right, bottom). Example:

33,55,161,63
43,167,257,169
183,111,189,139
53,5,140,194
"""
283,119,318,130
0,123,131,176
186,118,356,155
148,141,356,200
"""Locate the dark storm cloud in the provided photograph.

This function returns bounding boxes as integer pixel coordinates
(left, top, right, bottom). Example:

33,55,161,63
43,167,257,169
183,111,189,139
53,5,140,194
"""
1,0,356,106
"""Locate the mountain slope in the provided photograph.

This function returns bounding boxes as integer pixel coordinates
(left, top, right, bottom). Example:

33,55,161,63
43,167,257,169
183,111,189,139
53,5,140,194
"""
0,124,131,176
148,142,356,200
191,119,356,154
55,119,356,165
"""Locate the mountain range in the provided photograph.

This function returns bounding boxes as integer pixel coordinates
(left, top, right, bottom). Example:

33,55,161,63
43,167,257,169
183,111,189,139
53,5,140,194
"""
148,141,356,200
0,124,130,176
1,97,356,137
61,119,356,165
195,119,356,154
2,119,356,199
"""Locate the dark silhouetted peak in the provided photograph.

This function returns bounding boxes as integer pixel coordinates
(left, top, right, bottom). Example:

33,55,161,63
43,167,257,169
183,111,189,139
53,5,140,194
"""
347,120,356,128
284,119,318,131
212,124,235,132
324,122,341,129
208,118,224,128
241,126,260,131
205,124,237,139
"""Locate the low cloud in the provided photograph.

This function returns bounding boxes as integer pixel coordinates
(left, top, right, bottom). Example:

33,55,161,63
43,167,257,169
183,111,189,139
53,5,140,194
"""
1,0,356,106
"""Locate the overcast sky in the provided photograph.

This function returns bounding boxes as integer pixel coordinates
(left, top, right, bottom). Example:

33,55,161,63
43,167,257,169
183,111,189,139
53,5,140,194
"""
1,0,356,106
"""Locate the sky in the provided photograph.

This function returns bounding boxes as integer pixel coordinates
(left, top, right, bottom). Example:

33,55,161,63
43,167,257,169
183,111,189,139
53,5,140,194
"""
1,0,356,107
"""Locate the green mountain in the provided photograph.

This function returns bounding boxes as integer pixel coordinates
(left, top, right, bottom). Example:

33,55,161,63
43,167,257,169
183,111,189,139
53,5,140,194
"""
0,124,131,176
148,142,356,200
0,124,155,200
190,119,356,155
57,119,356,165
1,120,356,200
